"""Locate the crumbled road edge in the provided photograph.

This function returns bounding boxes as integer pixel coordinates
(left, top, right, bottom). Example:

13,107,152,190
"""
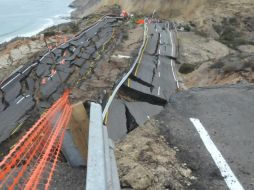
115,119,195,190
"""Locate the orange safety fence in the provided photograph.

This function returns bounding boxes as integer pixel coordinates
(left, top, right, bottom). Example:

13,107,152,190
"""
136,19,145,25
0,90,72,190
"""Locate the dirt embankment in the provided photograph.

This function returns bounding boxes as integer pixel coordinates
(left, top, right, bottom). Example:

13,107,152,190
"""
70,0,101,18
174,0,254,88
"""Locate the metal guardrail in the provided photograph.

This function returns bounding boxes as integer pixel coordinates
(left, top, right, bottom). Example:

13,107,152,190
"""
102,19,148,119
86,103,120,190
86,21,148,190
86,19,180,190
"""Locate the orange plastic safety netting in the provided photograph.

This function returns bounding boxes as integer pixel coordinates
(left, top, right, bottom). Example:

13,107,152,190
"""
0,90,72,190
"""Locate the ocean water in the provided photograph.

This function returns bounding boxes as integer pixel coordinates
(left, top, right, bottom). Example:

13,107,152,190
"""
0,0,73,44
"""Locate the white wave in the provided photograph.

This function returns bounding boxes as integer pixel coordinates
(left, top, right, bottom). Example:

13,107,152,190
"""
0,13,72,44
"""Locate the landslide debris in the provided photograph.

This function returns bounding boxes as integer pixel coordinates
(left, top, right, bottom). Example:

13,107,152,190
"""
162,0,254,88
178,30,254,87
115,120,195,190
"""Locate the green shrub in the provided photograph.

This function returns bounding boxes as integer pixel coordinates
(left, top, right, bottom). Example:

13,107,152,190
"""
179,63,196,74
43,31,56,37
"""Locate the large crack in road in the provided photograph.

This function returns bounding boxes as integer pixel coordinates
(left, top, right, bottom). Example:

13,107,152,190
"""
107,20,254,189
106,21,178,141
1,12,253,189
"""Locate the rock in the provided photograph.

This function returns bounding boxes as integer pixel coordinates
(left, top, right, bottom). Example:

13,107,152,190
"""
179,168,192,178
122,164,153,190
115,120,193,189
243,16,254,32
179,32,230,67
212,16,254,48
10,49,22,62
179,63,196,74
237,45,254,53
0,54,11,69
19,45,30,55
30,41,44,52
211,52,254,73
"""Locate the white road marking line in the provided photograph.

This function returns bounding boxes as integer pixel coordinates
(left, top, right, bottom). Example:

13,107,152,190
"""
158,60,160,66
169,31,174,59
1,74,21,90
22,67,31,75
159,48,161,55
16,96,25,104
152,9,156,19
112,55,131,59
21,63,37,74
169,30,180,89
189,118,244,190
158,86,161,96
170,59,178,84
31,62,38,67
158,72,161,77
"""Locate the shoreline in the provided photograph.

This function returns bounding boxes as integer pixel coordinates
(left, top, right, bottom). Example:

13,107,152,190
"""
0,1,110,83
0,1,78,46
0,0,101,47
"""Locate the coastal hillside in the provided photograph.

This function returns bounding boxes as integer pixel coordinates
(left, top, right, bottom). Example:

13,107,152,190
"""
0,0,254,189
101,0,207,18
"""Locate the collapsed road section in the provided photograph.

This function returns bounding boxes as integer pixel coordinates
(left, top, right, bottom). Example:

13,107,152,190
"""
104,21,179,141
0,16,122,145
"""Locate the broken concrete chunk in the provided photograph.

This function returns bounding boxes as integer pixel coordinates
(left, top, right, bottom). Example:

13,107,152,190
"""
107,99,127,141
125,101,163,126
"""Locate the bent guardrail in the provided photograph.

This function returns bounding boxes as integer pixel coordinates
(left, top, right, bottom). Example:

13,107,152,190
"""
86,20,148,190
102,19,148,119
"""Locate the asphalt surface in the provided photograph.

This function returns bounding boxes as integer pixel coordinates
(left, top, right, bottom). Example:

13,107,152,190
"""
107,21,254,189
107,98,164,141
107,99,127,141
125,22,178,102
107,22,178,141
0,16,120,144
156,84,254,189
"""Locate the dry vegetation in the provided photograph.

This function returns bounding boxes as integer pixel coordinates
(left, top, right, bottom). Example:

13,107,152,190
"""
102,0,207,18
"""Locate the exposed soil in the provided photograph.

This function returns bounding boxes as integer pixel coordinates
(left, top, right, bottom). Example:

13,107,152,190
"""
2,0,254,189
115,120,195,190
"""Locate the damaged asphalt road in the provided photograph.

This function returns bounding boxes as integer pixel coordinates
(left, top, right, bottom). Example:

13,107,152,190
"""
106,21,254,189
0,16,121,144
106,22,179,140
